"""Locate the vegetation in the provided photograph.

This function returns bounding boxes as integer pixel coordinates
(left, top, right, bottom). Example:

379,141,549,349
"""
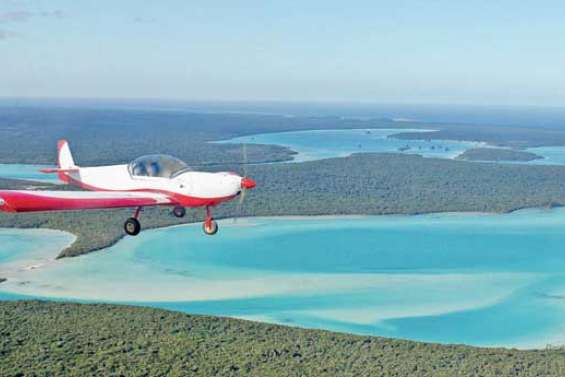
457,148,544,162
1,301,565,377
240,152,565,216
393,124,565,148
0,106,410,165
3,105,565,167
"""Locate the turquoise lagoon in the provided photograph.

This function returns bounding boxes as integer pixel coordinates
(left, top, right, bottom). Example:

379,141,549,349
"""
218,128,480,162
0,164,59,184
0,228,75,294
526,146,565,166
3,210,565,348
219,128,565,165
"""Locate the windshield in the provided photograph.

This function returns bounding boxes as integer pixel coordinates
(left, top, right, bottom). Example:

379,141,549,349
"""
128,155,191,178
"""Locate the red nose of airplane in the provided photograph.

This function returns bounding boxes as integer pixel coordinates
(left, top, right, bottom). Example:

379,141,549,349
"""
241,177,256,189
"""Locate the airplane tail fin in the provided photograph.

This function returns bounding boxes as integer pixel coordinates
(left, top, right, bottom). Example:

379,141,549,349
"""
58,140,77,169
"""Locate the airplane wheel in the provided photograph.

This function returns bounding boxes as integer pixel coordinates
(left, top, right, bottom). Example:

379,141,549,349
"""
124,217,141,236
203,219,218,236
173,206,186,218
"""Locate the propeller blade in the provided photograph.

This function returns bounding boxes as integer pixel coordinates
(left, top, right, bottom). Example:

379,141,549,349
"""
234,143,249,223
239,187,246,205
242,143,248,176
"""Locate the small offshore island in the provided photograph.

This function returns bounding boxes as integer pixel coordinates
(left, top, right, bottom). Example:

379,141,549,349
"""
457,148,544,162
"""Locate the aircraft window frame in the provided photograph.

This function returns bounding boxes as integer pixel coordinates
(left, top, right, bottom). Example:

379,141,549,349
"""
128,155,191,179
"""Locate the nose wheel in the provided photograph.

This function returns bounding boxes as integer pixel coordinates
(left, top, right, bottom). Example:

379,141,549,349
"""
203,206,219,236
203,219,218,235
173,206,186,218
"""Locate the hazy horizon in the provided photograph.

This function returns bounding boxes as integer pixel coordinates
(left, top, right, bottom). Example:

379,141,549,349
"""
1,1,565,106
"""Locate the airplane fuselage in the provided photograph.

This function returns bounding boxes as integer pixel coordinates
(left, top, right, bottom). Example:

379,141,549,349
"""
63,165,244,207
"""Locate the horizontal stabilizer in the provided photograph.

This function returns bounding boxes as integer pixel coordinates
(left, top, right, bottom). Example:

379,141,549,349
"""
39,168,80,174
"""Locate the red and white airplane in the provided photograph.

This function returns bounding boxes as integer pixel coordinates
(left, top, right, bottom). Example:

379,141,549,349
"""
0,140,256,236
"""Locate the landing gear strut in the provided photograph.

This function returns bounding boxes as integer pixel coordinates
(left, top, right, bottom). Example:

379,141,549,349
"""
124,207,142,236
173,206,186,218
203,206,218,236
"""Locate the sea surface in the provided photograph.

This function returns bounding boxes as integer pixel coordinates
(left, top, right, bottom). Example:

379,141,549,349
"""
218,128,481,162
3,209,565,348
219,128,565,164
0,164,59,184
4,99,563,128
0,228,75,286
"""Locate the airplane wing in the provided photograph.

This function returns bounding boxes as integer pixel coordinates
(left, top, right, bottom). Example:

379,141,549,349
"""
0,190,176,213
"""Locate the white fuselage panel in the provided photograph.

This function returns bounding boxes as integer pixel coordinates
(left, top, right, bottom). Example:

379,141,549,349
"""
71,165,242,199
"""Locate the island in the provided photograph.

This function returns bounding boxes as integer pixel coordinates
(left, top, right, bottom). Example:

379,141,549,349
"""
457,148,544,162
2,301,565,376
0,278,6,284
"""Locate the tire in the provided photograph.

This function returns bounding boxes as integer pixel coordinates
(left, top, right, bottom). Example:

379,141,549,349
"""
124,217,141,236
203,219,219,236
173,206,186,218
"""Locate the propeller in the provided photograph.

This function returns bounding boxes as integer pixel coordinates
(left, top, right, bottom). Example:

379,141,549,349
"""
239,143,248,206
234,143,249,223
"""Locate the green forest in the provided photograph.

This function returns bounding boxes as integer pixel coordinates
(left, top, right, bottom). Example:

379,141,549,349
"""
457,148,543,162
2,301,565,377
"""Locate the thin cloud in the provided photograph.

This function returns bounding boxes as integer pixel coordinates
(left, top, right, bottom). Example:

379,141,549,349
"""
39,10,64,19
0,11,33,23
0,29,19,39
0,9,65,23
134,16,156,23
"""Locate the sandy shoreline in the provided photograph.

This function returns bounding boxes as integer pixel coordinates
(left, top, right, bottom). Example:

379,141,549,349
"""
0,228,76,283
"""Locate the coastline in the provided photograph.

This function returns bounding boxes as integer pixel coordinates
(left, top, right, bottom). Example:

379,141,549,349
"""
0,228,75,282
1,203,562,260
1,209,565,349
5,301,565,375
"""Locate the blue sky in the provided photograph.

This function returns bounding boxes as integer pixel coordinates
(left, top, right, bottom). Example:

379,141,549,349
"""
1,0,564,106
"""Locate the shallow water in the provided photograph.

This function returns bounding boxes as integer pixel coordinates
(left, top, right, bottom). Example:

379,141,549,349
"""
219,128,565,165
525,146,565,166
0,164,60,184
218,128,481,162
3,210,565,348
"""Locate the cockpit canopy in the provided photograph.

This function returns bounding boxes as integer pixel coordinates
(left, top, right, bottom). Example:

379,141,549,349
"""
128,154,191,178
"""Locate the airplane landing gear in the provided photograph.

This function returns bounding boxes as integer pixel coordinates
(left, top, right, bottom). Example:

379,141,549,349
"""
124,207,142,236
124,218,141,236
173,206,186,218
203,219,218,235
203,206,218,236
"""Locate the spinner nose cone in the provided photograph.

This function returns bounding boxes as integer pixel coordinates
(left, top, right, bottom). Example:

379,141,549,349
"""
241,177,256,189
0,195,13,212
